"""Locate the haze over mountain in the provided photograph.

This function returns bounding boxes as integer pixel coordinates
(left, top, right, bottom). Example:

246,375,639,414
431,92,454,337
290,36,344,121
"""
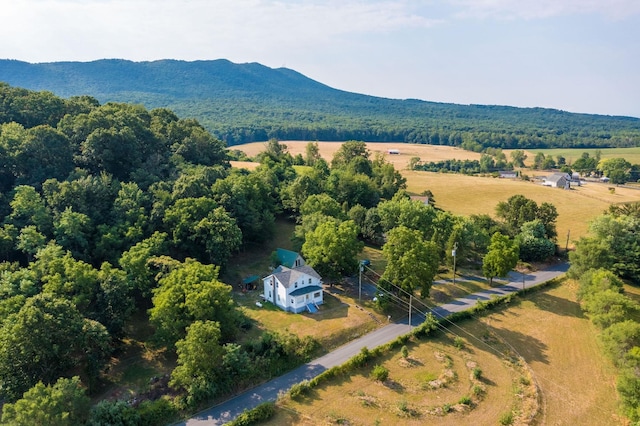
1,58,639,148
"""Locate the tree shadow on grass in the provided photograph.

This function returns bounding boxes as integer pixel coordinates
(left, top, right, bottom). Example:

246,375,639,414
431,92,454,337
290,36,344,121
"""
530,292,584,319
481,323,550,365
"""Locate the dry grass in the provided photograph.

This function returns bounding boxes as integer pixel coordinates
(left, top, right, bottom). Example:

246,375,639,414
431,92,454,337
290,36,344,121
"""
231,141,482,170
236,287,385,351
268,326,525,425
482,280,622,425
230,142,640,244
403,171,640,244
263,280,622,426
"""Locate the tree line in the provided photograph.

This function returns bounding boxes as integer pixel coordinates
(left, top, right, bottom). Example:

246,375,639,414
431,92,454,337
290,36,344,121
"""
567,203,640,421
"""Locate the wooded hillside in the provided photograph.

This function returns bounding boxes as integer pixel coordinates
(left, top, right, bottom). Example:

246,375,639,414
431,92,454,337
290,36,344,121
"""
1,59,639,148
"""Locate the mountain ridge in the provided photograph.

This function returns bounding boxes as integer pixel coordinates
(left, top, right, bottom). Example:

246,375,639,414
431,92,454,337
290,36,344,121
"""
1,58,639,147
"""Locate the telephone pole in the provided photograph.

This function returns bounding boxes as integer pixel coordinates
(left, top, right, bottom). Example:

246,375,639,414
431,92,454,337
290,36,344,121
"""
452,242,458,285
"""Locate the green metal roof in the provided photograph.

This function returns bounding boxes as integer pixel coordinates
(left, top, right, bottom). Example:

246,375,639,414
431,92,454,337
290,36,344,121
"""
277,248,300,268
242,275,260,285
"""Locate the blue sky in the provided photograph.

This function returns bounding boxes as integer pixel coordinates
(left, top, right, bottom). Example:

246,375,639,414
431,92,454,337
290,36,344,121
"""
2,0,639,117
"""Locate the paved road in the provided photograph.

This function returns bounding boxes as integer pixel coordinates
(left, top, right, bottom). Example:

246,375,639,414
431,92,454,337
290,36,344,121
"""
178,262,569,425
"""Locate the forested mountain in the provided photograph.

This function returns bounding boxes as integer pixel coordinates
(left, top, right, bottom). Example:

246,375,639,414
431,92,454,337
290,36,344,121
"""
1,58,639,148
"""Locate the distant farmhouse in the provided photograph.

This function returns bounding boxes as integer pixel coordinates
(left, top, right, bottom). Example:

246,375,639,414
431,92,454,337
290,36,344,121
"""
543,172,571,189
498,170,518,179
263,249,323,313
388,149,400,155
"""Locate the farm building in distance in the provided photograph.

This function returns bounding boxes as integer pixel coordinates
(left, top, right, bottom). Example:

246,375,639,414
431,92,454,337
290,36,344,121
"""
543,172,571,189
388,149,400,155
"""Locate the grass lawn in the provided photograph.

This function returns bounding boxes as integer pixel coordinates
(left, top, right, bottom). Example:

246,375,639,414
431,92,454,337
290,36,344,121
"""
265,279,622,425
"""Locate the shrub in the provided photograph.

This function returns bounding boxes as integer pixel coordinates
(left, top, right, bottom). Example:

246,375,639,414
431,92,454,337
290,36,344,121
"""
228,402,276,426
472,385,484,397
288,380,311,399
458,395,472,405
472,367,483,380
442,403,452,413
350,346,371,368
401,345,409,359
499,411,514,425
137,398,178,426
370,364,389,382
453,336,465,349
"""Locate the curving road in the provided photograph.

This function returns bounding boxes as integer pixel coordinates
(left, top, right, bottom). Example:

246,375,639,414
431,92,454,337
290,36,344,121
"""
177,262,569,425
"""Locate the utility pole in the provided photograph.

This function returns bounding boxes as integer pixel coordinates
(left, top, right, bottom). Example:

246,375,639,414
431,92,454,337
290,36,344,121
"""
565,229,570,253
408,294,412,330
452,242,458,285
358,261,363,302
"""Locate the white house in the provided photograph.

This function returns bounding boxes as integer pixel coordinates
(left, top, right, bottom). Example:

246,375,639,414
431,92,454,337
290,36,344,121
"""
263,253,323,313
543,173,571,189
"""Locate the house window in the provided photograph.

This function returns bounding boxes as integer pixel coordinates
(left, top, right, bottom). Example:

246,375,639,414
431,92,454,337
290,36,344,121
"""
268,291,271,298
294,282,298,288
306,294,310,300
291,298,294,304
308,278,312,284
277,294,280,301
314,292,320,298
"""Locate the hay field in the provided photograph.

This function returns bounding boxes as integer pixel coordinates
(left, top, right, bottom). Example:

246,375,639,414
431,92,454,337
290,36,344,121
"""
404,171,640,244
482,280,621,425
229,142,640,243
524,147,640,165
231,141,482,170
268,280,621,425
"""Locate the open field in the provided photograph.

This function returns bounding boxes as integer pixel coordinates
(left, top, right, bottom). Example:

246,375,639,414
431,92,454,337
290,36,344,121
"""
231,141,482,170
232,141,640,171
403,170,640,244
230,142,640,243
525,147,640,166
265,280,622,425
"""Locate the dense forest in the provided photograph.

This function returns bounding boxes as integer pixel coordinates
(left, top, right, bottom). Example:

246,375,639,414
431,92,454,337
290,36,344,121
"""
1,84,639,424
1,59,640,148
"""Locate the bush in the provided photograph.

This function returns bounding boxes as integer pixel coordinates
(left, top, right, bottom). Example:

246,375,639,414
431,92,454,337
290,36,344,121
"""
350,346,371,368
458,395,472,405
288,380,311,399
228,402,276,426
87,400,140,425
137,398,177,426
401,345,409,359
453,336,465,349
472,385,484,397
472,367,483,380
370,365,389,382
499,411,514,425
